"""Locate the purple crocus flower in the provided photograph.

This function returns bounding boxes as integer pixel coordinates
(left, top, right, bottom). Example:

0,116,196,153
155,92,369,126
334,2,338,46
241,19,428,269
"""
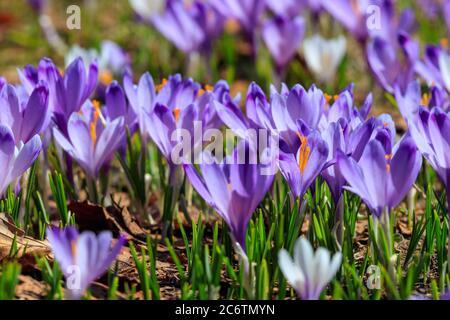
366,33,419,94
53,101,125,178
152,0,224,56
262,15,305,74
0,124,42,197
0,81,50,143
183,141,275,251
337,128,422,218
277,124,329,201
416,44,450,92
46,227,126,299
105,81,137,131
18,57,98,136
211,0,265,54
321,0,412,44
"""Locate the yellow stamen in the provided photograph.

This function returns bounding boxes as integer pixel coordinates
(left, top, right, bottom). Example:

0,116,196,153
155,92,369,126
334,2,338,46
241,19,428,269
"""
385,153,392,172
59,68,64,77
99,70,113,85
204,84,214,92
421,93,430,106
90,101,101,146
197,88,205,97
156,78,168,93
441,38,449,48
324,93,333,104
71,240,77,258
333,95,339,101
296,132,311,174
173,108,181,123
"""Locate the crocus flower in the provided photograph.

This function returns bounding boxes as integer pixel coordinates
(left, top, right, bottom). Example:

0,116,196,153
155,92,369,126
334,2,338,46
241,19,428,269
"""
183,141,275,251
152,0,224,56
0,81,50,143
416,44,450,92
277,124,329,201
211,0,265,54
366,33,419,94
337,128,422,218
18,57,98,136
0,124,42,197
262,15,305,74
303,35,346,84
53,101,125,178
321,0,412,44
46,227,126,299
408,107,450,200
278,237,342,300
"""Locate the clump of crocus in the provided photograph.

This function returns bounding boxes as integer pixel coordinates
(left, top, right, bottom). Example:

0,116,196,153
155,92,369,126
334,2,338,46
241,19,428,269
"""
18,57,98,136
0,124,42,197
278,237,342,300
46,227,126,299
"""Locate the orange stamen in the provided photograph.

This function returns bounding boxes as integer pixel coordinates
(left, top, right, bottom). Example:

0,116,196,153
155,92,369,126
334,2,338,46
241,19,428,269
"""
324,93,333,104
99,70,113,85
296,132,311,174
90,100,101,146
173,108,181,123
156,78,168,93
441,38,449,48
421,93,430,106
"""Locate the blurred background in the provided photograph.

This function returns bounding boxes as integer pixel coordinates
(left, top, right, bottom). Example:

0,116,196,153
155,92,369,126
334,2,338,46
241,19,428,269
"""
0,0,446,119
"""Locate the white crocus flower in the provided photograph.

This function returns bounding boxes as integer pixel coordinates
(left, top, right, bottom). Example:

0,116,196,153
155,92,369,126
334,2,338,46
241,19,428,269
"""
438,50,450,92
129,0,165,21
278,237,342,300
303,35,346,84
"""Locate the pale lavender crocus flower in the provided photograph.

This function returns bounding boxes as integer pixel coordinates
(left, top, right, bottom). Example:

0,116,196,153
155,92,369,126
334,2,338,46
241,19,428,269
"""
0,124,42,197
53,101,125,178
183,141,275,252
278,237,342,300
0,81,50,143
416,44,450,93
46,226,126,300
262,15,305,77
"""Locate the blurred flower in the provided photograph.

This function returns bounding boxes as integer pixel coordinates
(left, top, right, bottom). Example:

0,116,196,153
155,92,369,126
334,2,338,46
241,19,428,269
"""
265,0,302,17
18,57,98,137
53,102,125,178
183,141,275,251
303,35,346,84
27,0,46,13
211,0,265,53
0,81,50,143
0,124,42,196
262,15,305,73
129,0,165,21
46,227,126,300
416,44,450,92
65,41,130,99
104,81,137,131
366,33,419,94
152,0,224,56
278,237,342,300
337,127,422,218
